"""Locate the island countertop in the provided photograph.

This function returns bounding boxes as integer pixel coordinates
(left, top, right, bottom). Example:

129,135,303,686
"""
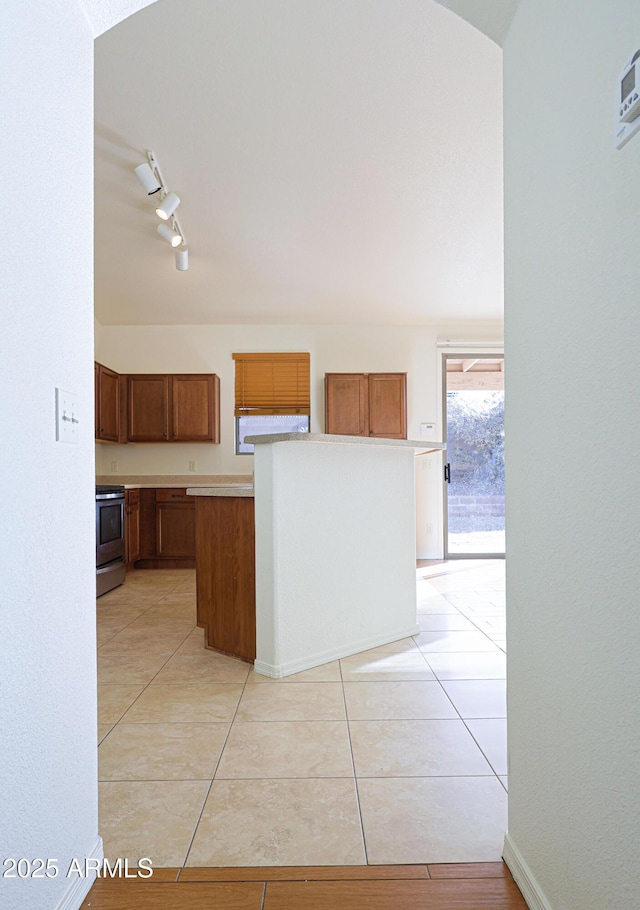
245,432,445,454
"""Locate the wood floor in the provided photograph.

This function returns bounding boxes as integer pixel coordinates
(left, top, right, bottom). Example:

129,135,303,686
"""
80,862,528,909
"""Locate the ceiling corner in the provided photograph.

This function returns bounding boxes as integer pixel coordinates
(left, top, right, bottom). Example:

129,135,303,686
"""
432,0,520,47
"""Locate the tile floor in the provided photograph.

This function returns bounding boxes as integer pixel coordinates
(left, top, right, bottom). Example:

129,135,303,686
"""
97,560,507,868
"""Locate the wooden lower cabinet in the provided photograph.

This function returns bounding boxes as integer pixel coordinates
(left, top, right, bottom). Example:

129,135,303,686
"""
195,496,256,662
156,502,197,558
125,489,140,567
131,488,196,569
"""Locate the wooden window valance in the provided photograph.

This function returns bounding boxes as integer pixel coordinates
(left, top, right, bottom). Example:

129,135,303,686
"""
233,352,310,416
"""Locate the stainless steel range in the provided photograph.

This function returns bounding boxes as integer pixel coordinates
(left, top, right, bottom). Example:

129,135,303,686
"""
96,485,126,596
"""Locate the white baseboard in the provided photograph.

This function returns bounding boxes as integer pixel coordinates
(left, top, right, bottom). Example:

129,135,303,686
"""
503,833,553,910
55,836,103,910
255,624,421,678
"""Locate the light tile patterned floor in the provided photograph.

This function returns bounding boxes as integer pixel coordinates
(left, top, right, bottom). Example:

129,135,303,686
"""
97,560,507,868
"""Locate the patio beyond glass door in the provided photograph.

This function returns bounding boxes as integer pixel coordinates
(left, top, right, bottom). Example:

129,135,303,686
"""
444,355,505,557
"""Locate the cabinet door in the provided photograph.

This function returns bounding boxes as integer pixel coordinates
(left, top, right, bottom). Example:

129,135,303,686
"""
156,502,196,558
127,375,169,442
138,488,158,559
196,496,256,661
368,373,407,439
171,374,219,442
95,363,120,442
94,363,99,439
125,490,140,565
325,373,368,436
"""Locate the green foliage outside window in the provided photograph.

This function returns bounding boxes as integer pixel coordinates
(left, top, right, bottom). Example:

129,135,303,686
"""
447,391,504,494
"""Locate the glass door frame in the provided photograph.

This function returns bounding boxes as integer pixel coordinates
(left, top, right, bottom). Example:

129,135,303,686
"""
440,347,505,560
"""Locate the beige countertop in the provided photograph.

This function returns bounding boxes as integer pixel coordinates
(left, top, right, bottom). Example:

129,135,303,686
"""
187,485,254,498
95,474,253,489
245,432,445,453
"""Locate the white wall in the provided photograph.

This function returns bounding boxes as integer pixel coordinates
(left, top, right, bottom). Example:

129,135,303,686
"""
0,3,99,909
503,2,640,909
95,320,502,557
254,439,418,676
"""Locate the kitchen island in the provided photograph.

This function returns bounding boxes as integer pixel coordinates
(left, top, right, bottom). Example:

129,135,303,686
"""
189,433,444,677
187,485,256,662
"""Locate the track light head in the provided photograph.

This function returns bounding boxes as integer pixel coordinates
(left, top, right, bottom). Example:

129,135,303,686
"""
175,247,189,271
157,222,183,248
134,162,161,195
136,151,188,269
155,192,180,221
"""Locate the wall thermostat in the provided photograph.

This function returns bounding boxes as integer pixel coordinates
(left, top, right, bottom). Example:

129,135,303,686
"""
616,49,640,148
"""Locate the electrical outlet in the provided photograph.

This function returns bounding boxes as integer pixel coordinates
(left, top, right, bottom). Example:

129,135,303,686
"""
110,461,119,473
189,460,196,473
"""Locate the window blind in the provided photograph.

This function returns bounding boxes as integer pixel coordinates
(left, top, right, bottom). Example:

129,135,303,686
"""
233,352,310,416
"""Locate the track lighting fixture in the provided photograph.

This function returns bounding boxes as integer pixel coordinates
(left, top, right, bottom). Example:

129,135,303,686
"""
134,150,190,271
134,162,161,195
155,192,180,221
157,222,183,247
174,247,189,271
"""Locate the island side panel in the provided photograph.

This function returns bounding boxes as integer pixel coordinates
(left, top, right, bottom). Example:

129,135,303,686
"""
252,444,278,671
195,496,256,662
253,439,418,677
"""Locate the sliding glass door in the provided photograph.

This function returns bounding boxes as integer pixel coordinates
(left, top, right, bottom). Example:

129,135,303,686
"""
443,355,505,558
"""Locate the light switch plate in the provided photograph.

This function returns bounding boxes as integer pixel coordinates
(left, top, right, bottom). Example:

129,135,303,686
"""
56,388,79,443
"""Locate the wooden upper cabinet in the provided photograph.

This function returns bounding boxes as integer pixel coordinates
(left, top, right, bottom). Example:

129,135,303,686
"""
127,373,219,443
127,375,170,442
171,375,220,442
325,374,367,436
325,372,407,439
94,363,98,438
368,373,407,439
95,362,121,442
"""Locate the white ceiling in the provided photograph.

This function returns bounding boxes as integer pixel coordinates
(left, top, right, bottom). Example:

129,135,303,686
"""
94,0,504,326
433,0,519,46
